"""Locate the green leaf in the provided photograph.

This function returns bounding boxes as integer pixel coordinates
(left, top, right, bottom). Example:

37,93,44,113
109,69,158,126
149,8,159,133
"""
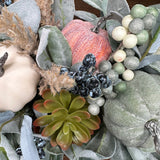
68,111,90,120
82,0,103,11
34,102,51,113
0,147,9,160
52,0,75,29
69,96,86,113
47,26,72,67
33,115,55,126
60,90,71,108
74,11,98,21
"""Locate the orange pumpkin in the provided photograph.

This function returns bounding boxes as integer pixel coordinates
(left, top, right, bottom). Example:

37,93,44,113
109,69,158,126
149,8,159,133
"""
62,19,112,67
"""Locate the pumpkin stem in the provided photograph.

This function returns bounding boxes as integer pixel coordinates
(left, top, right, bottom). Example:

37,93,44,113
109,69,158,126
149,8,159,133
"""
0,52,8,77
145,119,160,154
91,12,122,33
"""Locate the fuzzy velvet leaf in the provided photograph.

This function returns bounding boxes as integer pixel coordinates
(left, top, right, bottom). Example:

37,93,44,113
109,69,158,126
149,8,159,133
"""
82,0,103,11
56,129,73,151
47,26,72,67
42,120,64,137
60,90,71,108
33,115,54,126
52,0,75,29
69,96,86,113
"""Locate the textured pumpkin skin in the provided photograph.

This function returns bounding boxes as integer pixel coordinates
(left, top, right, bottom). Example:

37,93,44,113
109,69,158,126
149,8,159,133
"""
104,71,160,151
62,19,112,67
0,45,40,112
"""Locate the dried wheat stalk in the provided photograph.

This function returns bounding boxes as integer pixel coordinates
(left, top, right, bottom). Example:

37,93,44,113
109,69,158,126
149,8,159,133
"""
35,0,56,26
0,7,37,55
34,64,75,96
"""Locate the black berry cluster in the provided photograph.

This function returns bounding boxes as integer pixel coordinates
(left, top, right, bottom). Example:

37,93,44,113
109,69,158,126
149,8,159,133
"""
0,0,12,6
65,53,111,98
16,137,46,159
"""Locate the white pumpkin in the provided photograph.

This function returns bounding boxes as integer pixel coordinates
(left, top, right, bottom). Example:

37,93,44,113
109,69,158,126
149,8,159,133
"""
0,45,40,112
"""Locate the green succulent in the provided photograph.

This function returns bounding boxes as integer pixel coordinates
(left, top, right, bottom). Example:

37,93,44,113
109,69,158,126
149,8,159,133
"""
33,89,101,150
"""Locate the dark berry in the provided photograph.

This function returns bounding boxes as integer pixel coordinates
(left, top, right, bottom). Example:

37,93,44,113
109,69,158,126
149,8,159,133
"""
70,86,79,95
68,71,76,78
37,140,46,148
83,53,96,68
79,87,89,97
60,67,69,75
75,71,85,85
79,65,88,73
38,148,45,159
86,76,100,89
4,0,12,6
89,87,102,98
96,73,111,88
16,147,22,156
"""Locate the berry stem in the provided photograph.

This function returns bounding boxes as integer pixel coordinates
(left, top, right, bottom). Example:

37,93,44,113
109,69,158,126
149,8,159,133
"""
140,26,160,61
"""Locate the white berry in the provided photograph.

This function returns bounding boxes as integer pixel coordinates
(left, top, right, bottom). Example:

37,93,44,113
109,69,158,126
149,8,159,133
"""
122,15,133,29
112,26,127,41
96,97,105,107
123,34,137,48
88,104,100,115
122,69,134,81
113,50,126,62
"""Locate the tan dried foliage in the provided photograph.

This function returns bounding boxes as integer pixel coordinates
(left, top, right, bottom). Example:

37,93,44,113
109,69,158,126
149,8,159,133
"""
0,7,37,55
35,0,56,26
35,64,75,96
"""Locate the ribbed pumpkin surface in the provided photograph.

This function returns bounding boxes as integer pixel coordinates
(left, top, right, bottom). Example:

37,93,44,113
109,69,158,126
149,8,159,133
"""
103,71,160,151
62,19,112,67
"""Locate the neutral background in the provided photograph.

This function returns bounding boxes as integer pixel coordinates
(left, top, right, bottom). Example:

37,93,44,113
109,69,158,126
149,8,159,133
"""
75,0,160,16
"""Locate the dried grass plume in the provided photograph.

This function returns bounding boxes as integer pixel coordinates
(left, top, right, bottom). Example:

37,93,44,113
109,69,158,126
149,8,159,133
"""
35,63,75,96
0,7,37,55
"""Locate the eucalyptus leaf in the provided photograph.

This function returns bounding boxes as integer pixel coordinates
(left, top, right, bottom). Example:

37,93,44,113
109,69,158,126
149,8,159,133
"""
75,11,98,21
101,0,108,16
106,0,130,16
52,0,75,29
137,55,160,69
0,135,19,160
7,0,41,33
0,147,9,160
20,115,40,160
133,46,142,58
64,127,116,160
82,0,103,12
111,140,132,160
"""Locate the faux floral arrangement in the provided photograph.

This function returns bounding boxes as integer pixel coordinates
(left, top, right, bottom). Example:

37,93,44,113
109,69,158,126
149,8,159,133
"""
0,0,160,160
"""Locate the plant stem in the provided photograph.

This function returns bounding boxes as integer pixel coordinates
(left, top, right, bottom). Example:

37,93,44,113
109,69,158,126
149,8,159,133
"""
140,26,160,61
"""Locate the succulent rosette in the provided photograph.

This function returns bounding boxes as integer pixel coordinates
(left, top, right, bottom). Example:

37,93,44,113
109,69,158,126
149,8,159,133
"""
33,89,101,150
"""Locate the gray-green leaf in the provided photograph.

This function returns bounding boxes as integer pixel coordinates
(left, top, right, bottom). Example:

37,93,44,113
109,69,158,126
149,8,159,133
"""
0,147,9,160
52,0,75,29
36,26,72,70
75,11,98,21
0,111,14,125
82,0,103,11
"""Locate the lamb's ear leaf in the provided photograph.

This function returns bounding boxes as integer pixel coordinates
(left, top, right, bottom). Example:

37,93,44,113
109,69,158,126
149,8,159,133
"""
0,147,9,160
36,26,72,70
7,0,41,33
52,0,75,29
74,11,98,21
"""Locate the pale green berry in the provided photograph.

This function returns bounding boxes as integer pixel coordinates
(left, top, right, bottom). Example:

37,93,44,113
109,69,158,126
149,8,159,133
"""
129,18,144,34
123,34,137,49
88,104,100,115
122,15,133,29
122,69,134,81
96,97,105,107
147,7,159,18
99,60,112,73
113,62,125,74
106,69,119,84
113,50,126,62
124,48,135,56
131,4,147,18
136,30,149,45
143,14,157,30
114,81,127,93
112,26,127,41
124,56,140,70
